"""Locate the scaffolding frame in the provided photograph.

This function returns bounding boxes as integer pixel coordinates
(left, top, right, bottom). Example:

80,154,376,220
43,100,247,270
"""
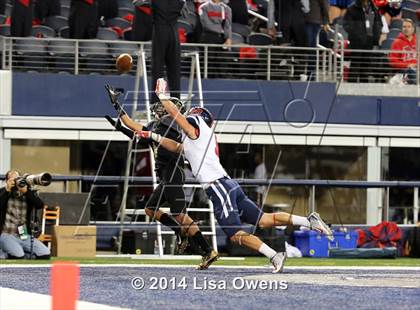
117,48,217,256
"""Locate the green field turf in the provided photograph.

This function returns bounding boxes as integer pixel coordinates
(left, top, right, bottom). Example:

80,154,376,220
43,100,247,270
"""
1,257,419,267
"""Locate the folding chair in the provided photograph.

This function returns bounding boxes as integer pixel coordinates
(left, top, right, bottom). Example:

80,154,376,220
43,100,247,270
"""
38,205,60,247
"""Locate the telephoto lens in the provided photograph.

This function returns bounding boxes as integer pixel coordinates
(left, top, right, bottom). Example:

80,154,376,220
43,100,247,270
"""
25,172,52,186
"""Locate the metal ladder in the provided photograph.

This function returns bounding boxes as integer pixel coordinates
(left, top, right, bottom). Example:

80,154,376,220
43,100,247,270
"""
117,47,218,256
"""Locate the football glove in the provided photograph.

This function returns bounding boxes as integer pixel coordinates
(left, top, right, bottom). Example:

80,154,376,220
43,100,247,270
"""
155,78,171,101
105,84,127,117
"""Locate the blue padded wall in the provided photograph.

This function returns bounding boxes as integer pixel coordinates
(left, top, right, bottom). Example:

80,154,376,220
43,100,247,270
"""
12,72,420,126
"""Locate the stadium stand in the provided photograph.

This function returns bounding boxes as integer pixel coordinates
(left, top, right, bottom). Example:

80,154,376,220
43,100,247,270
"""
105,17,131,30
0,0,417,83
232,22,251,40
117,7,133,18
31,25,56,38
79,40,111,72
122,27,132,40
118,0,134,9
14,38,48,70
61,0,71,7
60,5,70,19
58,26,70,38
96,27,120,40
0,24,10,36
48,39,76,71
248,32,273,45
45,15,68,33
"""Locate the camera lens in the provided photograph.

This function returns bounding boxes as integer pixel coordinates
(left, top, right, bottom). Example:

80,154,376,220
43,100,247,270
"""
15,177,27,188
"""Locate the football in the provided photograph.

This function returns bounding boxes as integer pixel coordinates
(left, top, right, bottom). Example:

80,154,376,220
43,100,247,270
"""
116,53,133,74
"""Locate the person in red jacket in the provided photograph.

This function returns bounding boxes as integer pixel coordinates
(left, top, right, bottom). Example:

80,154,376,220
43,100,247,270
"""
389,18,417,84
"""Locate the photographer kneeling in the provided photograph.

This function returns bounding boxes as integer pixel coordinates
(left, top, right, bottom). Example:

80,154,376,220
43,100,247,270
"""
0,170,50,259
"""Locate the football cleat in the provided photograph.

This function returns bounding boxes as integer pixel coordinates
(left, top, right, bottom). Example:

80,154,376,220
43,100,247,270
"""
196,250,219,270
308,212,334,241
270,252,286,273
175,233,189,255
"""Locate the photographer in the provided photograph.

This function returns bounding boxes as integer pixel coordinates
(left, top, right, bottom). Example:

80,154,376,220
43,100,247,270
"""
0,170,50,259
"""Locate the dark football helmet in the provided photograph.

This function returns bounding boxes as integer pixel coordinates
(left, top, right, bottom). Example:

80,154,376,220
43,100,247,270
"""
150,97,186,119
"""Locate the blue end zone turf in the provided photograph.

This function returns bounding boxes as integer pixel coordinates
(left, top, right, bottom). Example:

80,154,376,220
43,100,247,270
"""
1,265,419,309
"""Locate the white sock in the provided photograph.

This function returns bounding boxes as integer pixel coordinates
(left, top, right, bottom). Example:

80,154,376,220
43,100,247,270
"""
291,215,310,227
258,243,277,259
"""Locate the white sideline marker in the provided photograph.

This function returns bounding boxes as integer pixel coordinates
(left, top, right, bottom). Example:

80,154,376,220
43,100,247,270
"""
0,287,129,310
1,264,420,271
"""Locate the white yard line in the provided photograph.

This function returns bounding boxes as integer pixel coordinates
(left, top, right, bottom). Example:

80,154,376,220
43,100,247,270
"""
97,254,245,260
1,264,420,271
0,287,130,310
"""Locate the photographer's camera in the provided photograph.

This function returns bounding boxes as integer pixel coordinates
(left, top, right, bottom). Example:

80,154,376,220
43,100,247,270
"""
13,172,52,189
14,177,27,188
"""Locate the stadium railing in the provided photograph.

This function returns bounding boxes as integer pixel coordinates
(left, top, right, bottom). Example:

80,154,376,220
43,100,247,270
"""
1,36,417,85
2,174,418,255
2,175,415,224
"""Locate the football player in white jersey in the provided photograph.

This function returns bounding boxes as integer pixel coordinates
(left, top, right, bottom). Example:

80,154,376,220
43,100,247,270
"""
105,85,218,270
137,78,334,273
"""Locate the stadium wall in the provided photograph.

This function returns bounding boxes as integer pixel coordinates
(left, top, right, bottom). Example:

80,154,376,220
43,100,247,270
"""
11,72,420,127
0,70,12,172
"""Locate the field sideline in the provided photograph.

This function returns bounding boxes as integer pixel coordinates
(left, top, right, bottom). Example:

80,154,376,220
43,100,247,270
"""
1,257,419,267
2,258,419,309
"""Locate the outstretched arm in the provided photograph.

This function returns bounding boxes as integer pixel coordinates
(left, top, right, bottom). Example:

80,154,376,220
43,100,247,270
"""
136,131,183,153
155,79,198,139
120,114,143,132
105,84,144,131
105,115,135,139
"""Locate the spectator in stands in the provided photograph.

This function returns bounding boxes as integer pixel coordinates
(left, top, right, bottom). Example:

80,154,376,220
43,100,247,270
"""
199,0,232,77
68,0,99,39
344,0,382,82
305,0,330,47
0,170,50,259
305,0,330,80
180,0,200,42
98,0,118,24
389,18,417,84
374,0,403,45
194,0,207,11
199,0,232,45
151,0,185,103
132,0,153,41
34,0,61,24
279,0,307,47
228,0,249,26
329,0,353,23
274,0,308,78
266,0,278,39
11,0,33,37
374,0,403,26
0,0,6,15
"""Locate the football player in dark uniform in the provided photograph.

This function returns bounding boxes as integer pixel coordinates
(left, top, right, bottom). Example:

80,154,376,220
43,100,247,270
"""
104,85,218,270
